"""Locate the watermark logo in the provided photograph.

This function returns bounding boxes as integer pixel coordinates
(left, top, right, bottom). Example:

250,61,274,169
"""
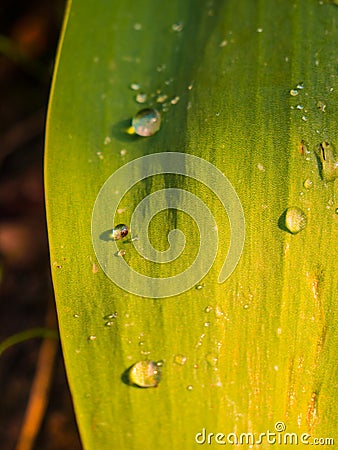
91,152,245,298
195,422,335,446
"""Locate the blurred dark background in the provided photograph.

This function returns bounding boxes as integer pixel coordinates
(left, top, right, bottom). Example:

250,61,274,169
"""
0,0,82,448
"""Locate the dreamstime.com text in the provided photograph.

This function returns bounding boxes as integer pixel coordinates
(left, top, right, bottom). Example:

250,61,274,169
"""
195,422,335,446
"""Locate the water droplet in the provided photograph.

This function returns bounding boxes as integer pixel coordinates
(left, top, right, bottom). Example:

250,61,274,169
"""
257,27,263,32
219,39,228,47
303,179,313,189
131,108,161,137
135,93,147,104
186,385,193,391
104,312,118,320
314,142,338,182
133,23,142,31
204,306,213,313
296,104,304,110
285,207,307,234
243,304,249,310
205,353,218,367
317,100,326,112
257,163,265,172
117,249,126,257
73,314,80,318
174,354,187,365
335,208,338,215
103,136,111,145
156,94,168,103
290,89,299,96
172,22,184,32
301,115,308,122
105,321,114,327
296,83,304,90
170,96,180,105
128,360,161,388
195,283,204,290
204,322,210,327
88,335,96,341
112,224,129,240
130,83,140,91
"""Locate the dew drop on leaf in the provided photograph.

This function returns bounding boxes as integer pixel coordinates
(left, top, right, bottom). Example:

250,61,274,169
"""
205,353,218,367
285,207,307,234
131,108,161,137
128,360,162,388
135,93,147,104
174,354,187,365
303,179,313,189
314,142,338,182
112,224,129,240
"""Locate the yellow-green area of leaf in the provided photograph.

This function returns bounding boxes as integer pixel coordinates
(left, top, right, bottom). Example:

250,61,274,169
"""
45,0,338,448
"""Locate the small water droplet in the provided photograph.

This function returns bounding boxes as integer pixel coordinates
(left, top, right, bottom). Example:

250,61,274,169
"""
204,306,213,313
335,208,338,215
301,115,308,122
133,23,142,31
172,22,184,32
303,179,313,189
130,83,140,91
284,207,307,234
135,93,147,104
315,142,338,182
105,321,114,327
73,314,80,318
174,354,187,365
257,27,263,32
219,39,228,47
317,100,326,112
243,304,249,310
170,96,180,105
128,360,161,388
186,385,193,391
112,224,129,240
120,149,127,157
88,335,96,341
117,249,126,257
290,89,299,96
131,108,161,137
205,353,218,367
204,322,210,327
195,283,204,290
104,312,118,320
296,83,304,90
296,104,304,110
156,94,168,103
103,136,111,145
257,163,265,172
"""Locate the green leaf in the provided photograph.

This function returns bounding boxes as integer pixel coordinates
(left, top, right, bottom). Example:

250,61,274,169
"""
45,0,338,448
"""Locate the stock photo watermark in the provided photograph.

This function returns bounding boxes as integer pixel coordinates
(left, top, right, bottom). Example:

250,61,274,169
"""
195,422,335,446
91,152,245,298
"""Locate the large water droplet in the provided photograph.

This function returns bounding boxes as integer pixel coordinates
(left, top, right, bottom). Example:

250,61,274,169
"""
285,207,307,234
131,108,161,137
112,224,129,240
127,360,161,388
315,142,338,182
